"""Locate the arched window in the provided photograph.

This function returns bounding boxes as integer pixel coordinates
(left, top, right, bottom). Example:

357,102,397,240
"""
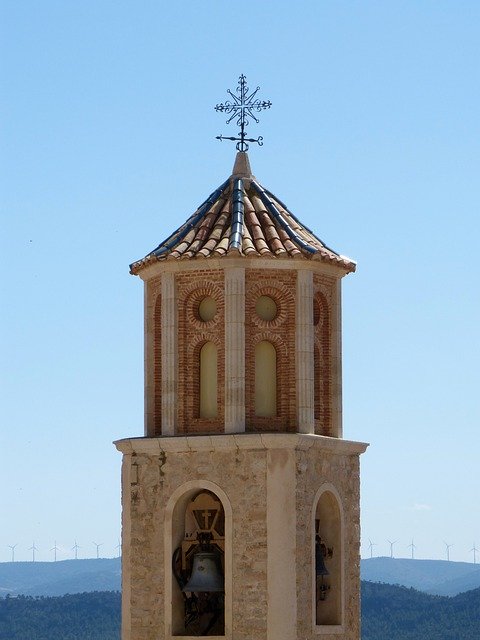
314,488,342,627
200,342,217,418
255,340,277,417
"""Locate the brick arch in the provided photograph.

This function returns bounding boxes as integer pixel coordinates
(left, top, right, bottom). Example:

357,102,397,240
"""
176,269,225,435
247,332,293,432
248,279,295,329
182,333,224,434
245,269,297,433
314,291,331,436
184,281,223,330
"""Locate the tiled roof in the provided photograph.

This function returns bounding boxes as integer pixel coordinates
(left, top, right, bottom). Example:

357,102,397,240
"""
130,152,356,274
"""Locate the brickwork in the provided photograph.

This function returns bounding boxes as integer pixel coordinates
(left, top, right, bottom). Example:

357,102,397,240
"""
176,270,225,434
245,270,297,432
313,274,336,436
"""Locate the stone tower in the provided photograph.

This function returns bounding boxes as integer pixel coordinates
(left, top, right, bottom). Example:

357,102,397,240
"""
115,151,368,640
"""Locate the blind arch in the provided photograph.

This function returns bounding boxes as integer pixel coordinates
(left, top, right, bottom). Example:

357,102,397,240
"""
255,340,277,417
200,341,218,418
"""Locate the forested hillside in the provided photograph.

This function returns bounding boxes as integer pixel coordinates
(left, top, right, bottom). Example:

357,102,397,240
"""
362,582,480,640
0,591,120,640
1,584,479,639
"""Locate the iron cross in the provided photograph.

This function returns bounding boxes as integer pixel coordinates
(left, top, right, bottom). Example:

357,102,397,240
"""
215,74,272,151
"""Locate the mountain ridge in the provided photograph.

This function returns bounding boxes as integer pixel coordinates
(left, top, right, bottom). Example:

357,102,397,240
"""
1,556,479,598
361,556,480,596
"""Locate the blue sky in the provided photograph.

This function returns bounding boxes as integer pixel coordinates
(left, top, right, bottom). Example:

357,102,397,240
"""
1,1,479,563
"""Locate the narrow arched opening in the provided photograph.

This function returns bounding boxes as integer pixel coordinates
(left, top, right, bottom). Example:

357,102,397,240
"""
314,488,342,627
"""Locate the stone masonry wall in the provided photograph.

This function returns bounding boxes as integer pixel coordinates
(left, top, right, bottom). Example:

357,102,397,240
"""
119,435,364,640
125,445,268,640
296,447,361,640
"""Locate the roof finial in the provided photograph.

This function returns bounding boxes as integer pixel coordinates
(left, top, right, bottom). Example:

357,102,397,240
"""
215,74,272,152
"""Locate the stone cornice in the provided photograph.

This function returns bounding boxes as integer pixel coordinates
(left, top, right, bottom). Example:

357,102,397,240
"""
136,255,351,282
114,432,369,456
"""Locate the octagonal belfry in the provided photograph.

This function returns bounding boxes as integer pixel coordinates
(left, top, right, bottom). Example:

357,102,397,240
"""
115,151,368,640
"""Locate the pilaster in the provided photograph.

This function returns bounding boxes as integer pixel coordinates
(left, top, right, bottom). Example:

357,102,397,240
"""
331,278,343,438
161,272,178,435
296,269,314,433
224,267,245,433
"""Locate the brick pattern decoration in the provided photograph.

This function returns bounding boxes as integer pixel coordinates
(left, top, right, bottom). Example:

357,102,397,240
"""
313,274,335,436
153,292,162,435
176,270,225,434
245,270,297,432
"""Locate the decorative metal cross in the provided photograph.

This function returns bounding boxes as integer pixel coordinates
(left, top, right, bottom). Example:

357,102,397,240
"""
215,74,272,151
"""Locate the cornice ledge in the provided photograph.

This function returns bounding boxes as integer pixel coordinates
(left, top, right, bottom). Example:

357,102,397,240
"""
114,433,369,456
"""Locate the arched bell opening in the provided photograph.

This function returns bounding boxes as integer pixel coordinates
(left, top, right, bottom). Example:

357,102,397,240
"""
313,486,343,628
168,484,231,638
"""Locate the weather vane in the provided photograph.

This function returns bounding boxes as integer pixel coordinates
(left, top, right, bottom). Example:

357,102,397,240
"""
215,74,272,152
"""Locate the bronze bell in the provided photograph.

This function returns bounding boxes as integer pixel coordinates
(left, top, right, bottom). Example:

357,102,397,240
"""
182,551,224,593
315,545,330,577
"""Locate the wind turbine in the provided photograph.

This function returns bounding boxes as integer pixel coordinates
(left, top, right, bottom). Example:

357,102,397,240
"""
72,541,80,560
387,540,397,559
116,539,121,558
368,539,377,559
50,541,60,562
93,542,103,559
407,539,416,559
8,544,18,562
29,541,38,562
444,541,453,561
470,543,478,564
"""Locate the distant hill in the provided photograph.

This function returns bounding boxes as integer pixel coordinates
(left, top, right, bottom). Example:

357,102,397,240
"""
2,557,479,598
361,557,480,596
361,581,480,640
1,585,479,640
0,591,120,640
0,559,120,597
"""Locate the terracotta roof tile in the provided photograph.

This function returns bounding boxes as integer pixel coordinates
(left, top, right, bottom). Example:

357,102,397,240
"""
130,152,356,274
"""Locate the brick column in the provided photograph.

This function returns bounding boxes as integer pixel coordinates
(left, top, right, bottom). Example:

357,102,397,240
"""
161,272,177,435
224,267,245,433
296,269,314,433
331,278,343,438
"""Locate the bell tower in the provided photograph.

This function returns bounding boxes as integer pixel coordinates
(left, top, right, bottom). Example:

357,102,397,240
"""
115,77,368,640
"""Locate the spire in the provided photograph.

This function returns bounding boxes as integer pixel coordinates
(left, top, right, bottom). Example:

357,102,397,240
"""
231,151,252,178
